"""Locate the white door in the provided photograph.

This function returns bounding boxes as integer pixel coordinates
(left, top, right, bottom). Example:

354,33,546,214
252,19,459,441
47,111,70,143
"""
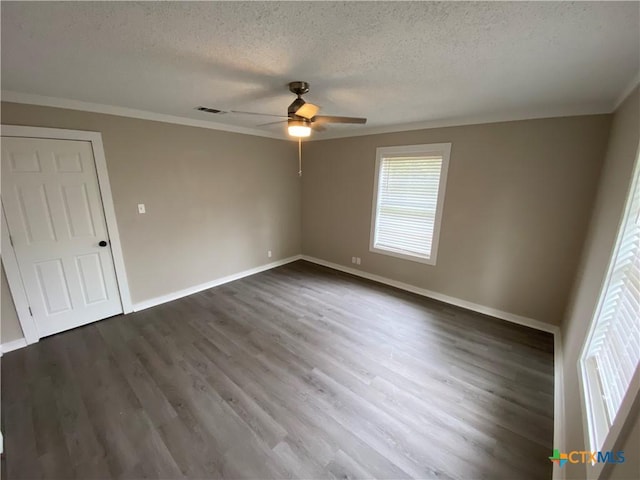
1,137,123,337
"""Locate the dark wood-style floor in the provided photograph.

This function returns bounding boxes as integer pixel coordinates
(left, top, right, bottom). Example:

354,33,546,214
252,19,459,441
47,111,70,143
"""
2,261,554,480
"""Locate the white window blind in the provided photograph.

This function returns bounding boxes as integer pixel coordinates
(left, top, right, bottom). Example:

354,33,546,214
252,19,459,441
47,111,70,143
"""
370,144,450,265
582,157,640,449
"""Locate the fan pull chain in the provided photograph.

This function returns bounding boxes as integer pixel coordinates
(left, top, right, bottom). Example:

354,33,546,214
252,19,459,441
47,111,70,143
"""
298,137,302,177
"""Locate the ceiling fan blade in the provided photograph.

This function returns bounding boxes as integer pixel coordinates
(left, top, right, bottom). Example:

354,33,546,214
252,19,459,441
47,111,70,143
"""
313,115,367,124
257,120,287,127
311,123,327,132
230,110,289,118
295,103,320,120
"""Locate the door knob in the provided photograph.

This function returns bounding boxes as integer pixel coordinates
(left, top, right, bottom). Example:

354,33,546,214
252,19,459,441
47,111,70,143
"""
98,240,108,247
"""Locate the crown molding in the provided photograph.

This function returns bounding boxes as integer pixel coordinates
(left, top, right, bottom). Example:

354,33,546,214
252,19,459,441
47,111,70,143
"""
308,102,613,141
1,90,615,142
1,90,286,140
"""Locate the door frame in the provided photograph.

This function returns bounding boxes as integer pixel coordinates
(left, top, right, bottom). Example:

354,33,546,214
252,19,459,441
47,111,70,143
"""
1,125,133,344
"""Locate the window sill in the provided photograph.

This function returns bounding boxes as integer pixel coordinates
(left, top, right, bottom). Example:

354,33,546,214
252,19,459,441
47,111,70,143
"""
369,245,437,265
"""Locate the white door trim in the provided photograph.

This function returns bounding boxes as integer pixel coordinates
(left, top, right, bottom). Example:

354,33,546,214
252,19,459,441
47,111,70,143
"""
1,205,40,344
1,125,132,344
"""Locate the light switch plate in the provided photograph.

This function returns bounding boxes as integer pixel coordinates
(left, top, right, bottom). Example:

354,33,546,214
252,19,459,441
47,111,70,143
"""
138,203,146,214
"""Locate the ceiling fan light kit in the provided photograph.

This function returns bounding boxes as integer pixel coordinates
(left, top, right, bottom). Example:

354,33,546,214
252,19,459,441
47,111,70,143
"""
287,119,312,138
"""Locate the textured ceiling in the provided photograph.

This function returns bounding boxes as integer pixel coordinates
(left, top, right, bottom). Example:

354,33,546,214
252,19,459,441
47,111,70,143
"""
2,1,639,139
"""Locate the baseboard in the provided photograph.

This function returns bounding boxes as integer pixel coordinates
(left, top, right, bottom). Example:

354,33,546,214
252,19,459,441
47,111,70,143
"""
1,337,28,355
301,255,559,334
132,255,303,312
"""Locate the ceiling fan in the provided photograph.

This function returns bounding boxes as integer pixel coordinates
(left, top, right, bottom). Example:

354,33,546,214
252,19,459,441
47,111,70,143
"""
226,81,367,137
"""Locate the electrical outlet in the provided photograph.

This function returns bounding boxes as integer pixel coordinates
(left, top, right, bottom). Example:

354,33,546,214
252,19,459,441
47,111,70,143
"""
268,250,272,258
137,203,146,214
351,256,357,264
356,257,361,265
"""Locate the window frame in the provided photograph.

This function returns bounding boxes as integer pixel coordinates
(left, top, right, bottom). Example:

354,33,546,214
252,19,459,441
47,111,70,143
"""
578,150,640,480
369,143,451,265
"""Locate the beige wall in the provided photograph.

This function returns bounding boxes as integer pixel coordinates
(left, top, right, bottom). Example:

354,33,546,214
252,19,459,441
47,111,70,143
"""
1,102,301,332
302,115,611,325
561,87,639,479
1,263,24,343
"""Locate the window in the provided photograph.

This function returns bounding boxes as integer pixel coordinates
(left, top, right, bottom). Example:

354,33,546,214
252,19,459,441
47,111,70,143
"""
580,155,640,452
370,143,451,265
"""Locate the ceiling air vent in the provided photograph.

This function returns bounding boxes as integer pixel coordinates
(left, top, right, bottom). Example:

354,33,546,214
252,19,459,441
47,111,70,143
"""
196,106,226,114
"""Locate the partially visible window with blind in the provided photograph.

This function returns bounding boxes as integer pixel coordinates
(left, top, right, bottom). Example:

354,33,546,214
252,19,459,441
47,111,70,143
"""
370,144,451,265
581,155,640,451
